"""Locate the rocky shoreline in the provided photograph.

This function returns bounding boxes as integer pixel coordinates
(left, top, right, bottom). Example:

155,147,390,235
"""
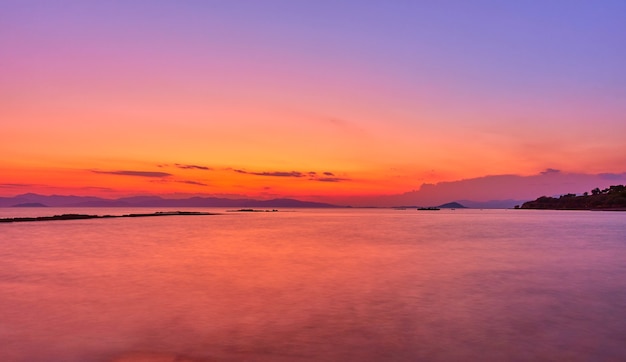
0,211,217,223
519,185,626,210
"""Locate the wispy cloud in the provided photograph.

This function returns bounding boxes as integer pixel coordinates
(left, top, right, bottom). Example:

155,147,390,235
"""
599,172,626,180
149,178,207,186
92,170,172,178
177,180,208,186
234,170,305,178
175,163,212,171
316,177,349,182
232,168,349,182
541,168,561,175
80,186,116,191
0,183,38,188
321,116,369,137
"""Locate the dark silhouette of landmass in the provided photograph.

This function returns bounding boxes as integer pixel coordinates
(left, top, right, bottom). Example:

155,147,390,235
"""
457,199,526,209
395,202,466,210
11,202,48,207
393,201,466,209
0,211,216,223
438,202,466,209
0,193,339,208
519,185,626,210
227,209,279,212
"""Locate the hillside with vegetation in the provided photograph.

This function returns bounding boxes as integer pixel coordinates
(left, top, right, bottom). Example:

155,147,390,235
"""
519,185,626,210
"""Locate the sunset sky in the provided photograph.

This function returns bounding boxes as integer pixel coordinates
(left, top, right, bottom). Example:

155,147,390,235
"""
2,1,625,205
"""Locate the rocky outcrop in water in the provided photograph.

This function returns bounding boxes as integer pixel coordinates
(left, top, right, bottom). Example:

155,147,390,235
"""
0,211,216,223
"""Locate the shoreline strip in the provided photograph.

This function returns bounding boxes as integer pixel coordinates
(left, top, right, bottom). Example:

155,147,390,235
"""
0,211,218,223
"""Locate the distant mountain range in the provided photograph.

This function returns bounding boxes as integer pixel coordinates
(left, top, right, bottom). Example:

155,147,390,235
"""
0,193,532,209
0,193,341,208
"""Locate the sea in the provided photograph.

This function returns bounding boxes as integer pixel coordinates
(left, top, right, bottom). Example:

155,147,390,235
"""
1,207,625,361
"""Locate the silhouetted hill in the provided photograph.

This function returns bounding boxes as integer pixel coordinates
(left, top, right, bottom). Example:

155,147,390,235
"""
11,202,48,207
520,185,626,210
0,193,109,207
0,194,340,208
437,202,466,209
456,199,526,209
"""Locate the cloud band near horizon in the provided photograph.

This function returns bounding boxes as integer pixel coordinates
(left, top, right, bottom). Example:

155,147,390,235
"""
91,170,172,178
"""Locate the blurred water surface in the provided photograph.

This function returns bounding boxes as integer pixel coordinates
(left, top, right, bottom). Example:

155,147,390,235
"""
1,208,625,361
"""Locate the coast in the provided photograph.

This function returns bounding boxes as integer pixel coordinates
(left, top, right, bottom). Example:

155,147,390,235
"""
0,211,217,223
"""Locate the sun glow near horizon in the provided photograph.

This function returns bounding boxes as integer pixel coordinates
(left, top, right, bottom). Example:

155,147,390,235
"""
2,1,626,202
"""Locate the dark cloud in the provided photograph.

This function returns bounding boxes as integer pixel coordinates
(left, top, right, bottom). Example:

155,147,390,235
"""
80,186,115,191
259,171,304,177
541,168,561,175
92,170,172,178
364,171,626,208
177,180,208,186
175,163,212,171
148,179,207,186
234,170,304,178
599,173,626,180
0,183,36,188
232,168,349,181
316,177,349,182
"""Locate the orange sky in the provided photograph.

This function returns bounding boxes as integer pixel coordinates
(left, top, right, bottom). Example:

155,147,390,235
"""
2,2,625,203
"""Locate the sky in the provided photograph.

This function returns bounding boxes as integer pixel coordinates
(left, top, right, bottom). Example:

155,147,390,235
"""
1,0,625,205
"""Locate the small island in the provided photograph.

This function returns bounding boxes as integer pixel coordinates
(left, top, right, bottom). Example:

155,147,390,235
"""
438,202,466,209
11,202,48,207
0,211,217,223
519,185,626,210
226,209,279,212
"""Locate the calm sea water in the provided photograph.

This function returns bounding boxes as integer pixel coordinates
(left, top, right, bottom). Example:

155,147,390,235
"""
1,208,625,361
